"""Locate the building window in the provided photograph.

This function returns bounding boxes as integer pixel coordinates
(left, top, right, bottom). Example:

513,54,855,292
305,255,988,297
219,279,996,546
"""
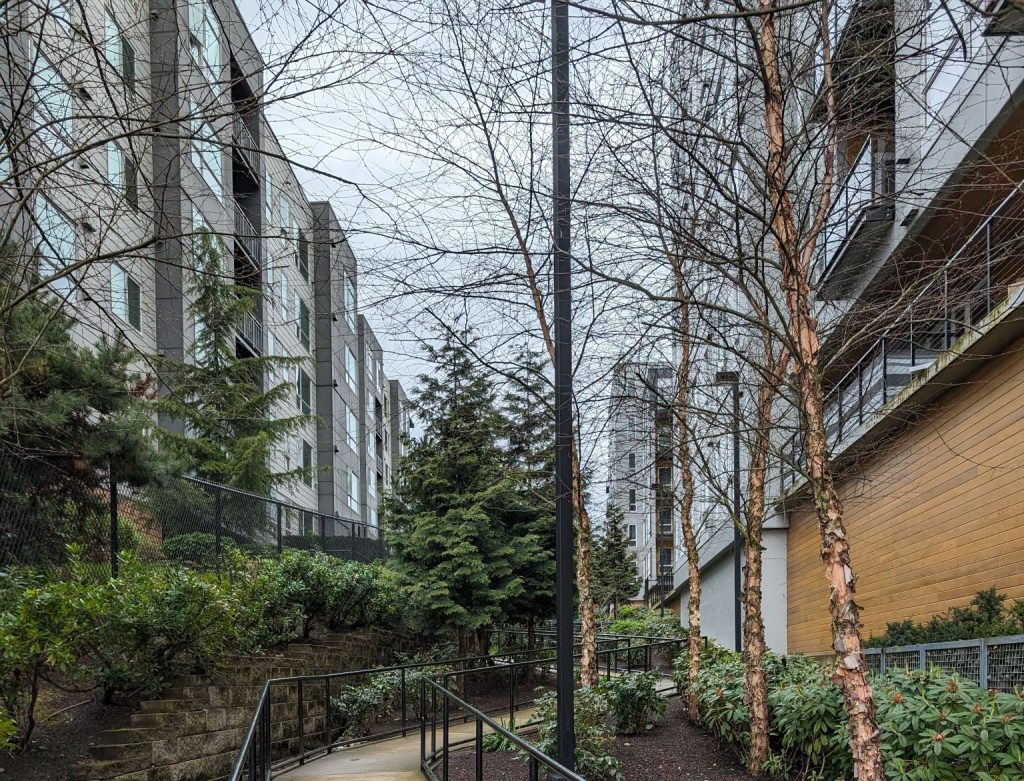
189,0,221,85
628,489,637,512
346,406,358,451
280,275,289,320
190,106,222,201
345,346,357,391
659,547,673,574
658,466,671,485
266,331,277,384
107,141,137,207
297,298,310,351
627,524,637,543
302,440,313,486
627,452,635,470
295,368,311,414
280,198,290,234
104,10,134,88
110,264,140,329
264,171,273,220
34,196,76,299
347,470,359,512
298,229,309,280
32,55,71,155
343,275,356,330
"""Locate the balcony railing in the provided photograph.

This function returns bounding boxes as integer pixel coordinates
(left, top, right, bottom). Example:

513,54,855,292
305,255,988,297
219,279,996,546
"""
233,199,261,268
816,138,894,285
232,116,260,179
782,182,1024,489
239,309,263,355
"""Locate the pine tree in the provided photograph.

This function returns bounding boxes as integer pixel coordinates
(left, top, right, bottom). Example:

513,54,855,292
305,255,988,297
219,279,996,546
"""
592,506,640,617
384,328,528,652
500,350,556,644
155,229,309,496
0,256,161,565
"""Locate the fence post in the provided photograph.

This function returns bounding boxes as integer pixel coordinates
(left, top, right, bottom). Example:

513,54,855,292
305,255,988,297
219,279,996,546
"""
276,504,283,554
109,463,119,577
319,513,326,553
979,639,989,689
214,485,223,566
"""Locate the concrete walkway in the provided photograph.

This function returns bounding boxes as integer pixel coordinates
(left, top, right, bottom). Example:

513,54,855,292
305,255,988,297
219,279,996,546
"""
280,713,527,781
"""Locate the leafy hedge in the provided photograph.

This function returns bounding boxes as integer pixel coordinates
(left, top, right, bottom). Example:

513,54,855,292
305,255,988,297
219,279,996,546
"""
0,548,400,752
866,589,1024,648
684,647,1024,781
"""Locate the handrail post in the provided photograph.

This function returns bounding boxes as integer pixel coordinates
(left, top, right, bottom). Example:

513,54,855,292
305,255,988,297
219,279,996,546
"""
297,678,305,765
214,485,223,567
276,504,283,554
475,718,484,781
509,662,516,722
442,691,450,781
401,667,408,737
419,679,427,765
325,676,332,753
626,637,631,673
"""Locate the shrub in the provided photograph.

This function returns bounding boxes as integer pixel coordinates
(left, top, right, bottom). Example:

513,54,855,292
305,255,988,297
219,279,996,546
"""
394,645,459,719
533,687,623,781
331,671,399,739
689,652,750,747
163,532,232,568
867,588,1024,647
481,715,518,752
598,671,666,734
671,639,736,695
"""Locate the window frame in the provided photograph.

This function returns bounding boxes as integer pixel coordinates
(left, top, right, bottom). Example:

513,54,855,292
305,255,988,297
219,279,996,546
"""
110,263,141,330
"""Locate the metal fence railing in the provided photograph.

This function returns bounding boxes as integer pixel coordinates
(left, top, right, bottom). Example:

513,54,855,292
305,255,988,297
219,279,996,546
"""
864,635,1024,692
0,461,386,576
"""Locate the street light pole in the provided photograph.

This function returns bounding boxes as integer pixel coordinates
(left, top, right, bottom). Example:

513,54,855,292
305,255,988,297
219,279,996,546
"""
715,371,742,652
551,0,575,774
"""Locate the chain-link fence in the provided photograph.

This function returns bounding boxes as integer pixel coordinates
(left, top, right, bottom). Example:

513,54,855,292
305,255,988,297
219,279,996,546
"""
0,459,386,576
865,635,1024,692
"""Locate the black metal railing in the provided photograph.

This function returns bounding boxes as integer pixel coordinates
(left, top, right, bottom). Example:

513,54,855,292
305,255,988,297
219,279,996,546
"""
782,181,1024,488
232,115,261,178
234,199,262,267
420,635,682,781
239,309,263,355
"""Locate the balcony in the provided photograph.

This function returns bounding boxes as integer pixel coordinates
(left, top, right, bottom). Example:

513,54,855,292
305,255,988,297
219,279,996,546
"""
233,199,261,269
781,183,1024,490
232,115,260,185
815,138,894,295
811,0,894,112
239,309,263,355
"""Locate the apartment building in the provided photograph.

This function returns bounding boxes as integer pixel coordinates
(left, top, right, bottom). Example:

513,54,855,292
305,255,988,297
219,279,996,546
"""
0,0,410,533
780,0,1024,654
659,0,1024,655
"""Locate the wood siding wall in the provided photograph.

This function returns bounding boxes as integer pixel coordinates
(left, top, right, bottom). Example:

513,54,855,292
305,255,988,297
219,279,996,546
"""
787,337,1024,654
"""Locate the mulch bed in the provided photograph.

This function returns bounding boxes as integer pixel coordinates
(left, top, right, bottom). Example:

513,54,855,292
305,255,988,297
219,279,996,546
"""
0,683,140,781
446,698,754,781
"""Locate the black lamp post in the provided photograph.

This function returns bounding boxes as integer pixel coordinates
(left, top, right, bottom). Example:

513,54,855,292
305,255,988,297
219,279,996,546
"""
551,0,575,774
715,370,742,653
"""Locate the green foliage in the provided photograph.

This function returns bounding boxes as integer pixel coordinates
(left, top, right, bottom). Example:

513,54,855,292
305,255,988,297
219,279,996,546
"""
0,286,164,569
608,605,683,639
331,671,399,739
534,687,623,781
598,671,666,734
0,548,398,752
163,532,233,568
591,506,641,616
481,715,518,752
385,329,542,646
394,644,460,718
670,639,735,695
153,229,311,496
680,643,1024,781
867,589,1024,648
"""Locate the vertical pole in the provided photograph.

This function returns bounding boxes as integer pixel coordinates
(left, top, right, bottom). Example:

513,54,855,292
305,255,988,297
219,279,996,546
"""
475,718,484,781
979,639,988,690
276,504,283,554
401,668,408,736
551,0,575,774
214,485,223,566
325,676,332,753
732,377,742,653
297,678,305,764
109,463,119,577
442,692,450,781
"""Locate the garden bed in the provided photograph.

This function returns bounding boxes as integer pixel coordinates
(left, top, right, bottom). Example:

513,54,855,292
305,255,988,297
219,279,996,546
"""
446,698,753,781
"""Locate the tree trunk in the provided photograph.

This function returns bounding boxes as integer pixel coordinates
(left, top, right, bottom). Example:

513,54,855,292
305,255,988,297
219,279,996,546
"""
670,281,701,719
756,2,884,777
573,444,600,686
742,340,783,777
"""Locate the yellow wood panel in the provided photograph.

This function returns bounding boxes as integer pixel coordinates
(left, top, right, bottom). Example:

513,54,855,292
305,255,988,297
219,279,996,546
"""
787,338,1024,654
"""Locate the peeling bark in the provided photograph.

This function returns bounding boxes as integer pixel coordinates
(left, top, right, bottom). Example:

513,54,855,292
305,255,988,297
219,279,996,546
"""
755,1,885,777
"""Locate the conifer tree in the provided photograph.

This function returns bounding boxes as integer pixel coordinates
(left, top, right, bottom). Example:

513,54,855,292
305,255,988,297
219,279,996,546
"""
591,506,640,617
384,328,529,652
155,230,310,496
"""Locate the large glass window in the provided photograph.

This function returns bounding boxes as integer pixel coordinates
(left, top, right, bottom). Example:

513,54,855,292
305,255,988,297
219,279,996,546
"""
343,275,356,330
295,368,311,414
302,440,313,486
347,470,359,512
189,0,221,84
32,56,71,154
104,8,133,86
297,298,310,351
346,406,358,450
628,488,637,512
34,196,76,299
110,264,141,329
345,346,357,391
190,105,222,200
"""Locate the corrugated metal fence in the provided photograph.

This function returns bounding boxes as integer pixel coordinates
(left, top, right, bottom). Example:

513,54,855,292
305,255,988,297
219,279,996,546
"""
864,635,1024,692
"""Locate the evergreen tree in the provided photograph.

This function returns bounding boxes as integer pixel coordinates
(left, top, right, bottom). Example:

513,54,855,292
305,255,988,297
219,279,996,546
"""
0,255,162,565
155,230,310,495
592,506,640,617
500,350,556,638
384,328,529,652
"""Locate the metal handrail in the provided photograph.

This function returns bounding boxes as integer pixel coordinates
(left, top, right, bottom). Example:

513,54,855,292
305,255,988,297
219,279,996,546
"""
782,179,1024,487
232,115,260,176
233,199,261,267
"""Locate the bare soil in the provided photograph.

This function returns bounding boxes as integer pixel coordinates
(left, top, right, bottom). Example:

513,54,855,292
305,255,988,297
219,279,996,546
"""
446,698,755,781
0,683,139,781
